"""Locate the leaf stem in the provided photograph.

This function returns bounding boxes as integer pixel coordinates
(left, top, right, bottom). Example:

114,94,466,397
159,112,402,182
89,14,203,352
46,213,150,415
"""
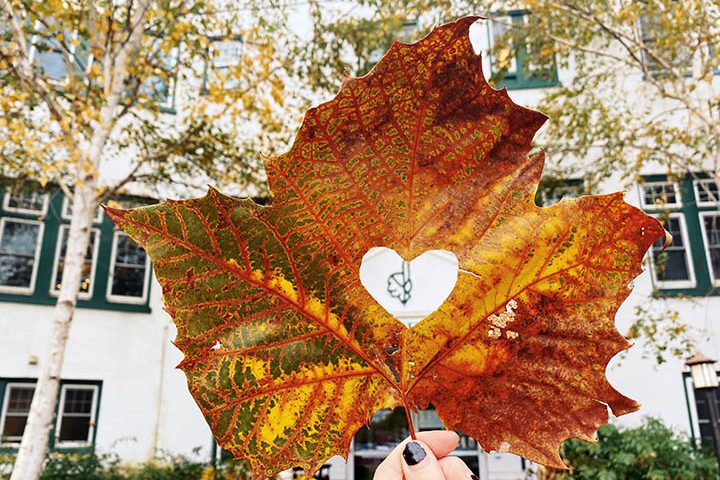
405,405,417,440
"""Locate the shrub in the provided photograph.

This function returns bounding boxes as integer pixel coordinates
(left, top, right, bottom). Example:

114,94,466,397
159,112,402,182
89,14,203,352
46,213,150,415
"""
40,452,122,480
0,451,210,480
543,418,720,479
122,453,207,480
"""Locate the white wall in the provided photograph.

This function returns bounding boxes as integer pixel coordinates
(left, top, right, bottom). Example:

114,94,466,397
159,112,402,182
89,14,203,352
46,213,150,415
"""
0,277,212,464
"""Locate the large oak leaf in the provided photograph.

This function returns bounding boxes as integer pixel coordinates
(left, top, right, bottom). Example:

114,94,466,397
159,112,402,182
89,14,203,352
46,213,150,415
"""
106,16,667,478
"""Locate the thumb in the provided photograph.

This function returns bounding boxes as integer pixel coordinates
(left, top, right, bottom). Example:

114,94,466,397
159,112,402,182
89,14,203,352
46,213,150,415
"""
401,440,447,480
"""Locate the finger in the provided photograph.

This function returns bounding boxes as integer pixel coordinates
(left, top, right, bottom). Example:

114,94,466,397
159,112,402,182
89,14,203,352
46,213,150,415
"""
401,439,447,480
374,431,459,480
439,456,477,480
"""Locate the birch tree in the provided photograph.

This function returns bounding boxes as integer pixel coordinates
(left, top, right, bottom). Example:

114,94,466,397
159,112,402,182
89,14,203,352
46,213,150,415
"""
0,1,298,478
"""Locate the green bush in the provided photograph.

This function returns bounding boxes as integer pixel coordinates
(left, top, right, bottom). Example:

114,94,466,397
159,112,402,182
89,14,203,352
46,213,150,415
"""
40,452,118,480
121,453,207,480
557,418,720,480
0,452,211,480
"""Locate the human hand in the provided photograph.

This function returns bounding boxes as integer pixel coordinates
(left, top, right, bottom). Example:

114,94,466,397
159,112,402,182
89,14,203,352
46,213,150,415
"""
372,431,479,480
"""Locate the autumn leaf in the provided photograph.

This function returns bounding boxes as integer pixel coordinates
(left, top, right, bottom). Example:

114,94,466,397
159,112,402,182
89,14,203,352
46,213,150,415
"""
105,16,667,478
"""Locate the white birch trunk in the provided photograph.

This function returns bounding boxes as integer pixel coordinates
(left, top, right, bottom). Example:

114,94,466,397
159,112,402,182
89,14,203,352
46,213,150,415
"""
10,2,150,477
9,180,97,480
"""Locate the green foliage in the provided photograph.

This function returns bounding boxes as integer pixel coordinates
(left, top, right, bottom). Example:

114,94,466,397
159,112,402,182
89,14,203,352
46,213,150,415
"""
0,451,243,480
557,418,719,479
39,453,120,480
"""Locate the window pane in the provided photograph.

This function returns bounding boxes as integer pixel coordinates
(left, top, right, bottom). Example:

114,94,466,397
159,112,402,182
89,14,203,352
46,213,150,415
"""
652,217,690,282
34,48,67,81
0,221,41,288
658,251,691,281
213,39,243,68
491,17,517,75
661,217,684,247
58,387,94,443
53,228,97,293
2,386,34,440
704,215,720,279
535,180,583,206
697,180,720,204
208,39,244,90
5,191,47,212
639,12,692,71
2,415,28,439
58,415,91,442
139,46,176,106
694,385,720,448
111,266,146,297
643,183,678,206
110,234,147,298
31,24,68,81
115,234,147,266
63,388,93,414
6,386,34,414
520,15,555,81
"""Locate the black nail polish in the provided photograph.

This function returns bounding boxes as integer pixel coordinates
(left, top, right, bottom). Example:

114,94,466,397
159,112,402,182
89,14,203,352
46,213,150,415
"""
402,441,426,466
470,474,480,480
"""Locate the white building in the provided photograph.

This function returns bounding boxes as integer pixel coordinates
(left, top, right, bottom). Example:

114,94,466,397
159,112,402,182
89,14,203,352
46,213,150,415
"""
1,12,719,480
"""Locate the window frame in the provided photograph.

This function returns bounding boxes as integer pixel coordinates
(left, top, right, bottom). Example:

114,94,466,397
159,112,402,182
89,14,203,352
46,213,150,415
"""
0,382,35,445
106,231,151,304
202,35,244,93
60,196,104,223
140,43,179,112
1,190,49,216
649,212,696,289
486,10,559,90
638,181,683,210
636,10,696,76
0,217,45,295
49,225,101,300
54,384,99,448
27,22,91,85
698,211,720,288
694,179,720,208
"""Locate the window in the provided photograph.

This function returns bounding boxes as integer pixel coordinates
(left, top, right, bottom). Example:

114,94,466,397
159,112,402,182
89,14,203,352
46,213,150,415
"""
28,22,90,83
0,384,35,443
0,381,100,447
694,179,719,207
56,385,99,446
30,35,68,82
535,178,584,206
51,226,100,299
0,218,44,294
638,11,692,73
649,213,695,288
487,12,558,89
206,36,244,90
2,190,48,215
700,213,720,287
61,196,103,223
692,378,720,449
139,44,178,111
639,181,682,209
107,232,150,303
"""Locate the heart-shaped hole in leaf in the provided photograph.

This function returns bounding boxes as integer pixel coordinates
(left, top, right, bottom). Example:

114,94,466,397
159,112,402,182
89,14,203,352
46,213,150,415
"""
360,247,458,326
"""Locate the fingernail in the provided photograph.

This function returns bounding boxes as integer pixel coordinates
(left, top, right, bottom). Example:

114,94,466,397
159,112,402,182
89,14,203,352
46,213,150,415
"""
402,441,426,466
470,475,480,480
